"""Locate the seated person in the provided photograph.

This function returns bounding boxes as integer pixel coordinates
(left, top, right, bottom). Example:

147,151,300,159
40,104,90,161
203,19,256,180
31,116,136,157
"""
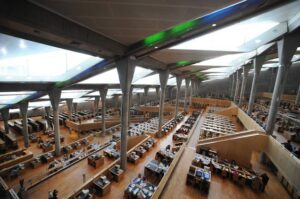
282,140,293,152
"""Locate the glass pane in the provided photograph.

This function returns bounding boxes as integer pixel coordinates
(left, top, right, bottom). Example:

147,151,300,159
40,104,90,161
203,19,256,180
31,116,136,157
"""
0,33,103,82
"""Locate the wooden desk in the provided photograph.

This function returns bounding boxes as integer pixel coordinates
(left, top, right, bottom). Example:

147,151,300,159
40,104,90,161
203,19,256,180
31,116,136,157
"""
144,159,167,180
93,176,111,196
124,178,156,199
88,154,104,168
109,165,124,182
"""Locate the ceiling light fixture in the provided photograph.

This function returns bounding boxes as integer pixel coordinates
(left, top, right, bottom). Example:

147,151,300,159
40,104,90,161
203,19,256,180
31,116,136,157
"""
212,24,217,27
1,47,7,55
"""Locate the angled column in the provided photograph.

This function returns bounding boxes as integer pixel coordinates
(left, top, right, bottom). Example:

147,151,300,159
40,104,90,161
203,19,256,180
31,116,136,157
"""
66,99,73,119
238,65,250,107
116,58,136,170
233,70,241,104
158,70,169,137
49,88,62,156
296,84,300,108
247,56,264,115
99,88,108,135
268,68,277,92
73,103,78,114
143,87,149,105
184,79,190,112
175,77,182,117
266,35,299,135
19,102,29,148
93,96,100,115
1,109,10,134
230,73,236,100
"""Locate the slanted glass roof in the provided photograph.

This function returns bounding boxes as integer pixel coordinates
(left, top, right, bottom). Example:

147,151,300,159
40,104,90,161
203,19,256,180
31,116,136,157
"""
193,52,256,68
40,90,91,100
0,33,103,82
170,1,300,52
133,74,161,85
0,91,35,105
29,101,52,107
78,66,153,84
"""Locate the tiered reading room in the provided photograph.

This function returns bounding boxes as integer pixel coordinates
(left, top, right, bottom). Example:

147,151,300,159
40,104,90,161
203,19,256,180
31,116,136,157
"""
0,0,300,199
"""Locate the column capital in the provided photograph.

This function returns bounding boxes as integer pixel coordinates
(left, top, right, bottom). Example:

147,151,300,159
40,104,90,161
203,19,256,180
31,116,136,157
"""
185,78,190,88
19,101,29,117
116,57,136,94
48,88,61,110
159,70,169,90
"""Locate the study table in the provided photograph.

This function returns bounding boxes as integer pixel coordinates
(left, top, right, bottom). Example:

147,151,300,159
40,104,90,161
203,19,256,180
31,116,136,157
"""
109,165,124,182
93,175,111,196
144,159,168,180
124,177,156,199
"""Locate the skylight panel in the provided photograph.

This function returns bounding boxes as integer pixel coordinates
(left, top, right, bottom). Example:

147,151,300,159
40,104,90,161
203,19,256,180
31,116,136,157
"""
133,74,162,85
0,33,102,82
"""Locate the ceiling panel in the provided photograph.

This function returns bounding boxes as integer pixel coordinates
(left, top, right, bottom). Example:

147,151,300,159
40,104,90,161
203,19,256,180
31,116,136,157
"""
30,0,239,45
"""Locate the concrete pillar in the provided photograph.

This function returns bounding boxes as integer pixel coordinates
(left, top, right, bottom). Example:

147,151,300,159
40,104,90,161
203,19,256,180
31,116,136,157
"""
189,80,194,108
266,35,299,135
0,109,10,134
99,88,107,135
230,73,236,100
94,96,100,115
116,58,136,170
184,79,190,112
143,87,149,105
129,86,133,108
66,99,73,119
19,102,29,148
44,106,52,130
73,103,78,114
268,68,277,92
49,88,62,156
136,93,141,106
155,87,160,102
233,70,241,104
238,65,250,107
113,95,119,108
247,56,264,115
295,84,300,108
175,77,182,117
158,70,169,137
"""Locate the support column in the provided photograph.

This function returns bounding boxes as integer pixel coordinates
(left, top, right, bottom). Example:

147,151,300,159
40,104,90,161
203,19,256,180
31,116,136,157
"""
189,80,194,108
0,109,10,134
49,88,62,156
184,79,190,112
175,77,182,117
45,106,52,130
158,70,169,137
116,58,136,170
93,96,100,115
66,99,73,119
19,102,29,148
230,73,236,100
136,93,141,106
233,70,241,104
143,87,149,105
113,95,119,109
268,68,277,92
99,88,107,135
296,84,300,108
238,65,250,107
247,56,264,115
266,35,299,135
155,87,160,102
73,103,78,114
